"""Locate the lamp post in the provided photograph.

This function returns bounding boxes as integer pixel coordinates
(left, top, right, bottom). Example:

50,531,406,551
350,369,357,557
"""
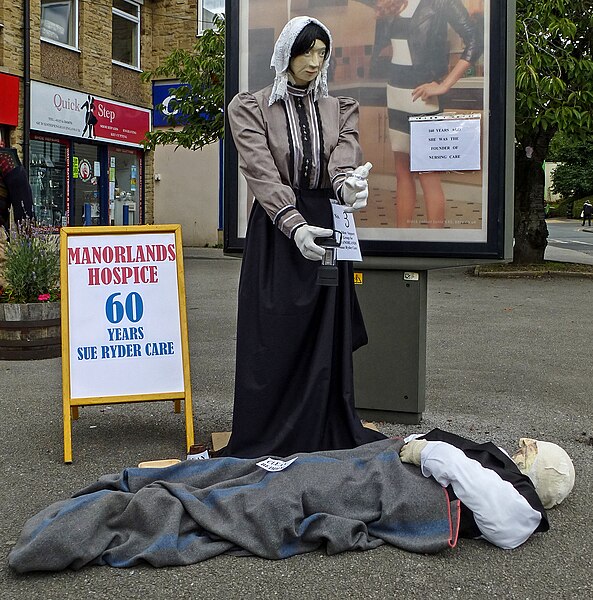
22,0,31,171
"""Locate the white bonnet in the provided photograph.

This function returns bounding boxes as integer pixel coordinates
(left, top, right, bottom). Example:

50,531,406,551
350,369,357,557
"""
269,16,332,105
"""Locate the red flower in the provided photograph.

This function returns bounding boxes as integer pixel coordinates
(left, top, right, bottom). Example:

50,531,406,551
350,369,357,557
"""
38,293,51,302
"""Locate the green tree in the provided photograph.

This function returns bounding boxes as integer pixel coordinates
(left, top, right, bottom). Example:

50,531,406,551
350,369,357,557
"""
515,0,593,263
548,133,593,202
141,16,225,151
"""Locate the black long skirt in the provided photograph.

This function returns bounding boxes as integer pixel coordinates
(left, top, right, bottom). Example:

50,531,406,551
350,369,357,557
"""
221,188,385,458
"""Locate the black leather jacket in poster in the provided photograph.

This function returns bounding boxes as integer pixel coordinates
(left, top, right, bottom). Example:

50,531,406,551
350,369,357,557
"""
374,0,484,83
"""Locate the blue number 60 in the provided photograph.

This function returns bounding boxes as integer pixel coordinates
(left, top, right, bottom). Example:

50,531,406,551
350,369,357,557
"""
106,292,144,324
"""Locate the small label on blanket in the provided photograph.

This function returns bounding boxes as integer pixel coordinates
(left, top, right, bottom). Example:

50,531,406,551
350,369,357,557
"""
256,457,298,472
187,450,210,460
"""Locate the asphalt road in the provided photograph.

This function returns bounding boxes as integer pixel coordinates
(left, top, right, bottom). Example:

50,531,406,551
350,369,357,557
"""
2,251,593,599
547,219,593,256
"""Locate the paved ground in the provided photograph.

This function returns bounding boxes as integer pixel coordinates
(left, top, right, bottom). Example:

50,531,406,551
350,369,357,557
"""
1,247,592,599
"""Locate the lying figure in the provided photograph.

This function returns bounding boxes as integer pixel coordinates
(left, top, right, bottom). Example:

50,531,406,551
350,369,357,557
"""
8,430,575,572
400,429,575,549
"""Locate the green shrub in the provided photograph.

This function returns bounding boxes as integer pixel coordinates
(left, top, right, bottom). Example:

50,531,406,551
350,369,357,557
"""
1,220,60,303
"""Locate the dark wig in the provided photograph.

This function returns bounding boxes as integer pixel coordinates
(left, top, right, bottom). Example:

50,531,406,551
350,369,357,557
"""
290,23,331,60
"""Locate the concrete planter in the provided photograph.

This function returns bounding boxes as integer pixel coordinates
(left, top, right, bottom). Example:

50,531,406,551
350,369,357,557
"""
0,301,61,360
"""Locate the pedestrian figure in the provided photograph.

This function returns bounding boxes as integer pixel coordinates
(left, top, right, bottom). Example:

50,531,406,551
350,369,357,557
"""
581,199,592,226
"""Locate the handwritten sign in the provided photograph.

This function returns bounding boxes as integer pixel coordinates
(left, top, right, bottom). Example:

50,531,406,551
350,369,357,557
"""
409,114,481,172
332,204,362,262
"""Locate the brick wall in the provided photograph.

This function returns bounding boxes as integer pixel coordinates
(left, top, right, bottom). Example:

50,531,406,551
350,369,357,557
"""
152,0,198,69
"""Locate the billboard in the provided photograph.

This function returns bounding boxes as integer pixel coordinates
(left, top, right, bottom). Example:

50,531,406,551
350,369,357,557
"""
224,0,514,264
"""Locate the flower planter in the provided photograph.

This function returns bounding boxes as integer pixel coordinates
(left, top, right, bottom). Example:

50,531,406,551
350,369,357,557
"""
0,301,61,360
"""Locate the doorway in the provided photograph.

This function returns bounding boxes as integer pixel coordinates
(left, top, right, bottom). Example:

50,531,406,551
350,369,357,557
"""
72,143,101,226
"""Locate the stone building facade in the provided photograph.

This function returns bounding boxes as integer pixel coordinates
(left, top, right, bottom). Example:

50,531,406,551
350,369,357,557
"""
0,0,220,245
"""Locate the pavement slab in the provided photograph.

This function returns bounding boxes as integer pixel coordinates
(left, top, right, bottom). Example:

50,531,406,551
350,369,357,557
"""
1,248,592,599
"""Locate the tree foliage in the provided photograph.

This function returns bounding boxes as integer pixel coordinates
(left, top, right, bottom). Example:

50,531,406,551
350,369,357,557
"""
548,133,593,200
141,16,225,151
514,0,593,263
516,1,593,140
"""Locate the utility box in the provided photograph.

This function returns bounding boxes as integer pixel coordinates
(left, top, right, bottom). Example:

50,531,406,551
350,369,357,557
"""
353,268,427,424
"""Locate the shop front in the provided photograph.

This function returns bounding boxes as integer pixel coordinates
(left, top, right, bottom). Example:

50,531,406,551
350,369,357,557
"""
29,81,150,229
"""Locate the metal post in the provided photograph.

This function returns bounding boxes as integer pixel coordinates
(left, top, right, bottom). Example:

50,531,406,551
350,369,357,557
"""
23,0,31,170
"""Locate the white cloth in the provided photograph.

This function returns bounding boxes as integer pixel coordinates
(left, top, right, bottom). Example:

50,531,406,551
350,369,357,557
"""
406,437,543,549
294,225,333,261
391,39,412,66
269,16,332,106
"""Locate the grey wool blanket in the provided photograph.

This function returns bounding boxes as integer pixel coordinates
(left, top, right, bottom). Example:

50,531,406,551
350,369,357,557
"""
9,438,460,572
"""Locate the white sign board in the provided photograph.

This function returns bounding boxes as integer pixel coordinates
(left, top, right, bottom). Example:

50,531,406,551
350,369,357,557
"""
65,231,184,399
410,115,481,173
60,225,194,463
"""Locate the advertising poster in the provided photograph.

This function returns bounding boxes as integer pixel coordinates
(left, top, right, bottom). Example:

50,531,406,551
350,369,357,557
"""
224,0,510,259
65,231,184,399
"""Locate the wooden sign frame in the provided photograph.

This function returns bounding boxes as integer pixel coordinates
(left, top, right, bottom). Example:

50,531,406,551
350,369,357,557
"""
60,224,194,462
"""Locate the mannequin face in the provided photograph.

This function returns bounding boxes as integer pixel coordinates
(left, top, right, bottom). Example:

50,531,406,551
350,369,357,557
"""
289,39,327,86
511,438,538,473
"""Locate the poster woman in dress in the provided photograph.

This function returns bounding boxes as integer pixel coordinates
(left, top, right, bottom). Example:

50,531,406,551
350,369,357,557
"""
373,0,483,227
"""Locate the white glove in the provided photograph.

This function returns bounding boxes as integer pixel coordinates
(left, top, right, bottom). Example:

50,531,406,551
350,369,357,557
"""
294,225,333,261
399,439,427,466
342,162,372,213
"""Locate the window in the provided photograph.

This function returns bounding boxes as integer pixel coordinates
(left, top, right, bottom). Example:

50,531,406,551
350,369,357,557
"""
198,0,224,35
41,0,78,48
30,138,69,228
112,0,141,69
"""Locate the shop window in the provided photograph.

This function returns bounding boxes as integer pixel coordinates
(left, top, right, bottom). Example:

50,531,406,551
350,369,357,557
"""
198,0,224,35
30,138,69,228
109,148,141,226
112,0,141,69
41,0,78,49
